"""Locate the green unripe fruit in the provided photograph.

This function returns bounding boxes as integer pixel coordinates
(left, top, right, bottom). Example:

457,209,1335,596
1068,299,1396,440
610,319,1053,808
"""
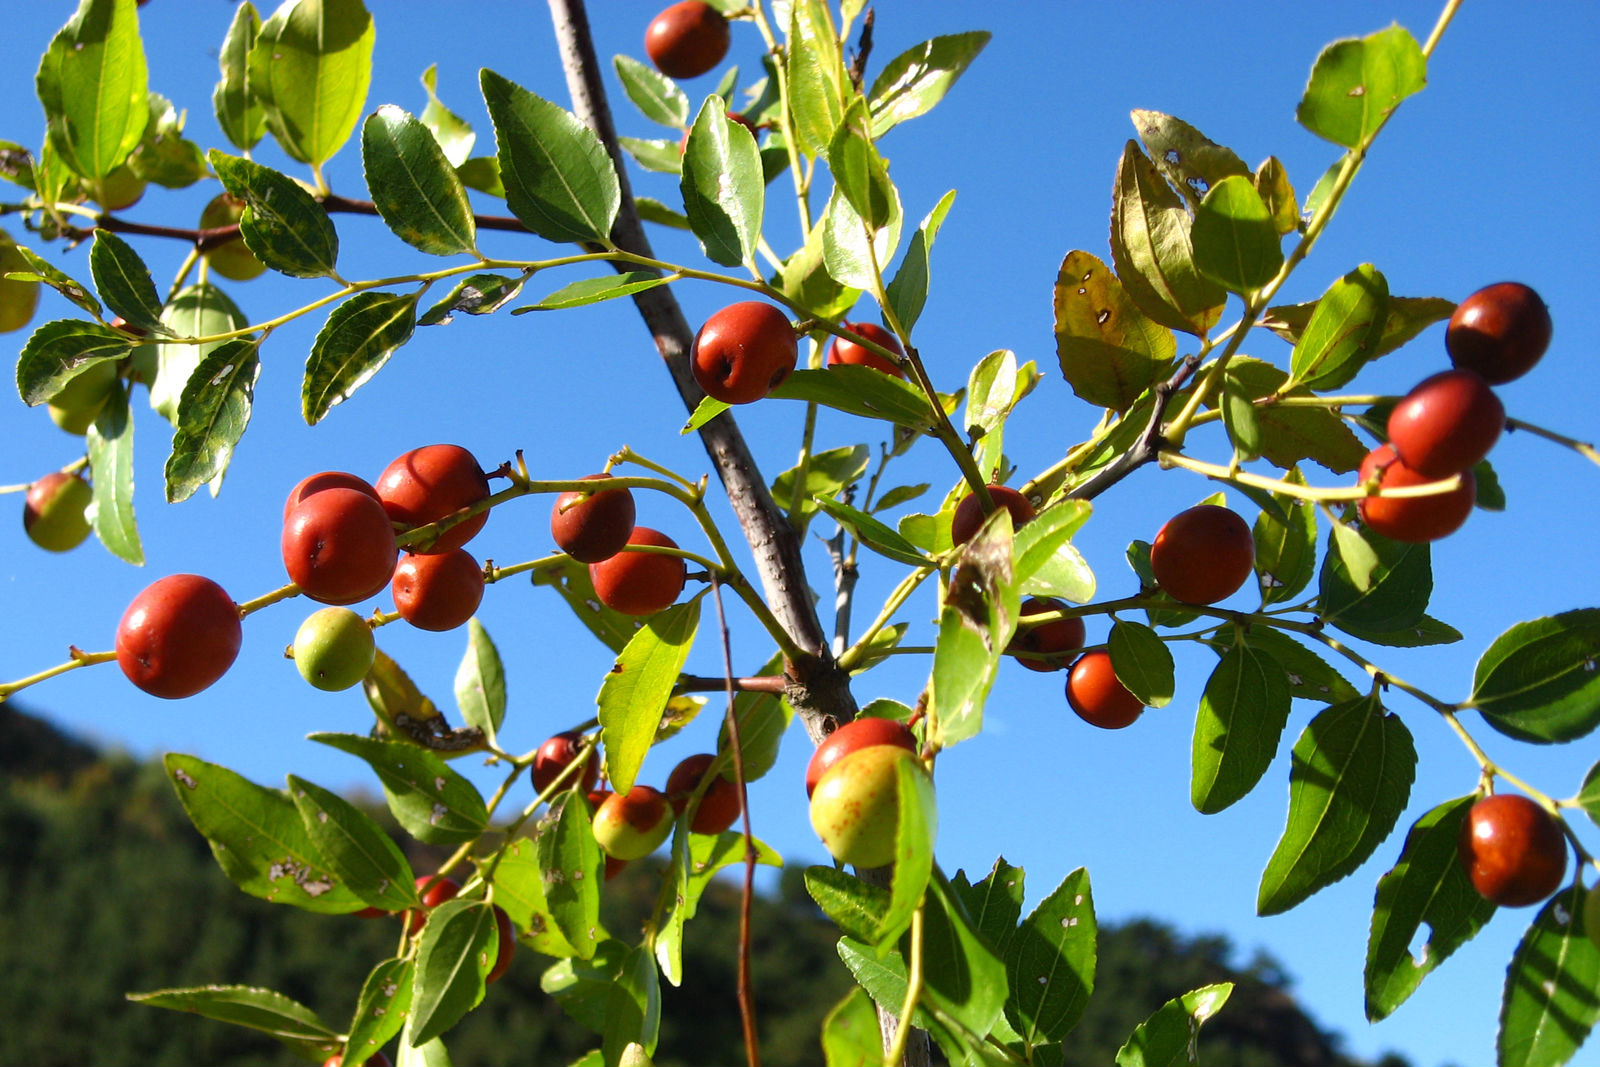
24,472,93,552
809,744,933,870
0,230,40,334
199,193,267,282
91,164,147,211
47,360,119,435
293,607,376,691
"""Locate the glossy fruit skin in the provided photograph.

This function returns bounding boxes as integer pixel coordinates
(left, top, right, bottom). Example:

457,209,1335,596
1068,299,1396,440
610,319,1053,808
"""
116,574,243,699
408,875,461,935
588,526,686,616
47,359,118,435
691,302,798,404
24,472,93,552
592,786,674,860
199,192,267,282
375,444,491,553
827,321,904,378
293,607,376,692
283,471,381,523
1356,444,1475,544
809,744,931,870
1150,504,1255,605
551,475,636,563
1065,650,1144,729
92,164,147,211
1459,794,1567,907
487,904,515,983
1386,369,1505,479
282,488,400,605
806,717,919,798
666,753,741,834
644,1,730,79
951,484,1035,546
391,549,483,631
531,731,600,795
1446,282,1552,385
0,229,41,334
1007,597,1087,672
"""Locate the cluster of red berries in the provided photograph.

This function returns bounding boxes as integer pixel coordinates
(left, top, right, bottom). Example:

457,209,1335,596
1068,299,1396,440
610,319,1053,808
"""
1357,282,1550,544
549,475,686,616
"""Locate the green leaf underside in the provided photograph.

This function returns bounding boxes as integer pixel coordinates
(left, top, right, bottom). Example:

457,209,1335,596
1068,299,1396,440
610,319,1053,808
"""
153,282,246,426
410,898,495,1045
1498,885,1600,1067
164,339,259,503
1319,526,1432,636
362,105,476,256
1289,264,1389,390
879,757,937,952
16,319,130,406
1253,475,1318,606
814,495,931,568
1114,983,1234,1067
613,53,688,129
310,733,489,846
454,618,507,747
302,291,419,424
1210,357,1366,474
681,99,764,267
868,31,990,137
1132,109,1250,210
1108,619,1175,707
1257,698,1416,916
535,792,603,961
657,832,782,985
128,985,336,1060
213,2,265,152
1238,627,1361,705
1191,174,1283,293
1110,140,1225,337
286,774,418,912
770,366,935,430
516,271,667,312
489,840,577,958
930,513,1019,747
1473,609,1600,744
597,600,699,794
1191,638,1293,814
885,189,955,334
249,0,374,166
345,957,415,1064
602,944,661,1064
88,384,143,563
37,0,149,179
1297,25,1427,148
531,557,642,653
89,230,161,330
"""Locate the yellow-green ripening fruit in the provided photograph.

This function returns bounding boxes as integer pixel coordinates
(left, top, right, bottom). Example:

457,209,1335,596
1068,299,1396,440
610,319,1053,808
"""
0,231,40,334
293,607,377,692
91,164,147,211
47,360,119,435
808,744,933,870
199,192,266,282
23,472,93,552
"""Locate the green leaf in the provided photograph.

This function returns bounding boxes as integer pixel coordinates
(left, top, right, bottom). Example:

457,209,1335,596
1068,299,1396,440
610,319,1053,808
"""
287,775,418,912
513,272,668,312
828,101,895,231
1005,867,1095,1044
1255,156,1300,236
152,282,247,425
1498,884,1600,1067
805,866,893,945
873,483,929,514
1212,358,1367,474
917,871,1007,1039
1263,294,1455,358
210,150,339,278
681,100,764,267
302,291,419,424
785,0,845,157
127,985,337,1061
1318,525,1432,636
715,654,793,782
164,338,260,503
883,190,954,336
1288,264,1389,390
929,512,1019,747
1365,796,1494,1022
15,320,129,406
821,987,880,1067
1109,141,1225,337
1191,637,1293,814
456,155,503,197
345,957,414,1065
1108,620,1174,708
879,756,938,951
948,858,1024,967
1473,610,1600,744
1053,249,1176,413
822,182,902,292
1337,614,1463,648
1192,174,1283,293
834,940,984,1063
418,273,524,324
310,733,489,846
542,941,627,1033
964,349,1034,489
7,247,102,319
1253,473,1317,606
534,793,604,961
603,945,661,1064
248,0,374,166
1257,697,1415,916
89,230,161,331
1014,500,1096,603
1297,25,1426,148
87,383,142,564
597,600,700,793
487,839,577,958
1238,627,1361,705
531,557,643,654
163,753,361,913
1221,374,1264,463
614,53,688,129
814,495,934,568
419,64,475,168
213,2,265,151
362,105,476,257
868,31,991,137
656,831,782,984
480,69,620,244
619,135,683,175
411,898,495,1045
1131,109,1249,211
773,443,870,522
36,0,149,179
454,619,506,748
127,92,207,189
1114,983,1234,1067
770,365,934,431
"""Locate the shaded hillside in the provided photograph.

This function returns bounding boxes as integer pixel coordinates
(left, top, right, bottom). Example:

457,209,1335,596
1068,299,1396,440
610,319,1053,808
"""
0,707,1409,1066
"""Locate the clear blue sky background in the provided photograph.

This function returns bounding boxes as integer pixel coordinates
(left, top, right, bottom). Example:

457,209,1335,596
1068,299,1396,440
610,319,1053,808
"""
3,3,1598,1066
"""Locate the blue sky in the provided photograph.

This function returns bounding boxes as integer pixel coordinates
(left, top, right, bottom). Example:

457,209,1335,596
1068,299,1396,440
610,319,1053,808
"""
2,3,1598,1066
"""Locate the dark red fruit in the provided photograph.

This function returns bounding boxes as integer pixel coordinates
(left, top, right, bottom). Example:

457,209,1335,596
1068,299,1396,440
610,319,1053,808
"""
408,875,461,935
391,548,483,631
1007,597,1086,672
282,488,400,605
1459,794,1567,907
827,322,904,378
282,471,380,523
691,302,798,405
951,484,1035,546
588,526,686,616
487,904,515,983
551,475,636,563
666,753,741,835
1356,444,1475,544
1066,650,1144,730
531,731,600,795
116,574,243,699
1150,504,1255,605
805,717,918,798
1446,282,1552,385
375,444,491,553
644,1,730,79
1386,369,1505,479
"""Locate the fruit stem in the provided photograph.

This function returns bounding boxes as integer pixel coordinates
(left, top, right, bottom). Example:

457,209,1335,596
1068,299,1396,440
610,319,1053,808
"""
1159,450,1470,502
883,901,927,1067
0,648,118,701
236,582,301,617
1505,417,1600,470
